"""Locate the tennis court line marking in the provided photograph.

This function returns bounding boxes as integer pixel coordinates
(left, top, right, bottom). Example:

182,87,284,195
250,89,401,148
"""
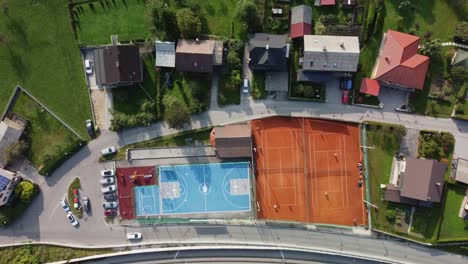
340,136,346,208
344,136,349,208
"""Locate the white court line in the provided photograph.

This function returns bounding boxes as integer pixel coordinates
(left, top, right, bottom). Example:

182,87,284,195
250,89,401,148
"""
340,137,345,207
344,136,349,208
313,135,318,208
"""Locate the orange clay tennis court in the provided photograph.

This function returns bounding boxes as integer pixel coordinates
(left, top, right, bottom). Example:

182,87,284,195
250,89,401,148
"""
252,117,367,226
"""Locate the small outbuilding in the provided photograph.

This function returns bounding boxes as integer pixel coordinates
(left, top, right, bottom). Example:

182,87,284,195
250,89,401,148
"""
210,124,252,159
360,78,381,96
454,158,468,185
290,5,312,39
155,41,176,68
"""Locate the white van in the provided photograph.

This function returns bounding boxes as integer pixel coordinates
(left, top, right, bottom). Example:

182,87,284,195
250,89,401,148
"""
85,59,93,74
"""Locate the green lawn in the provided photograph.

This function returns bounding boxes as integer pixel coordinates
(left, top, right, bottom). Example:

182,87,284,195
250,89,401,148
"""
0,244,111,264
0,0,91,138
219,74,241,106
164,73,211,114
199,0,240,37
366,124,405,232
251,72,266,99
12,92,79,171
113,57,159,115
439,183,468,241
73,0,149,45
114,127,212,159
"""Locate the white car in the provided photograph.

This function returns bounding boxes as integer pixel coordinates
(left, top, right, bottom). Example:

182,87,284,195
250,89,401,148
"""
101,169,115,177
100,177,115,185
243,77,249,94
84,59,93,74
102,201,118,209
126,232,142,240
60,199,71,213
101,146,116,156
66,212,79,227
101,185,116,194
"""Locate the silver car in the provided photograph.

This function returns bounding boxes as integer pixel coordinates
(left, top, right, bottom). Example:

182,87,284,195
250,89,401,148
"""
102,201,118,209
60,199,71,213
101,146,116,156
101,185,116,194
100,177,115,185
67,212,79,227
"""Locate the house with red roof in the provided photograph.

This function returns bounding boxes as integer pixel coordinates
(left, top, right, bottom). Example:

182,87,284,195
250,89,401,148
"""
316,0,336,6
371,30,430,92
290,5,312,39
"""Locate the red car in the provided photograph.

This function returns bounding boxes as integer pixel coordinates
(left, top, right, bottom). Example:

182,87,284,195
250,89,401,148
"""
104,209,117,217
342,90,349,104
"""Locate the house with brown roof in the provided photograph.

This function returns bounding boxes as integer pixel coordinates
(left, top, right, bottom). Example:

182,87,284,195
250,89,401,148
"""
0,117,26,168
371,30,430,93
384,158,447,206
94,45,143,87
175,39,223,73
290,5,312,39
210,124,252,159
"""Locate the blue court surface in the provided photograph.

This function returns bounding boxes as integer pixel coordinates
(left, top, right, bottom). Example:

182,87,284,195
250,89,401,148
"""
134,162,251,217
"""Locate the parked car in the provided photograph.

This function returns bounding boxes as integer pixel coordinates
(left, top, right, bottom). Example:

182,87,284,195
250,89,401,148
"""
60,199,71,213
73,189,80,209
342,90,349,104
66,212,79,227
101,185,116,194
126,232,142,240
100,177,115,185
101,169,115,177
82,196,90,213
243,77,249,94
85,119,95,138
101,146,116,156
104,209,117,217
102,201,118,209
85,59,93,74
346,79,352,90
104,193,117,201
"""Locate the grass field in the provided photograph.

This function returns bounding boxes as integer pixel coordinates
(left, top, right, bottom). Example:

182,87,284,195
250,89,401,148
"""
199,0,240,37
439,183,468,241
113,57,158,115
12,92,79,171
0,244,111,264
165,73,211,113
73,0,149,45
0,0,91,138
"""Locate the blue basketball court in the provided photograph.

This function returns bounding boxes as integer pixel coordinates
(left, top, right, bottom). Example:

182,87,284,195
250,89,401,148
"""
134,162,251,217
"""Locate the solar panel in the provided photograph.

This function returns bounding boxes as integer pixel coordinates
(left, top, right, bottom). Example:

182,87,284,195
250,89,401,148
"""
0,175,11,191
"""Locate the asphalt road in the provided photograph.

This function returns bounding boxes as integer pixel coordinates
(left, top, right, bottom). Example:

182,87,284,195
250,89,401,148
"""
1,96,468,264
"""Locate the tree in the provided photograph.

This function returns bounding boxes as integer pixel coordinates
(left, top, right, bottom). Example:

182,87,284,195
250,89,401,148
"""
450,66,468,85
314,21,327,35
176,8,201,39
227,50,241,71
14,181,36,204
164,101,190,129
419,38,441,56
398,0,413,10
236,0,262,33
3,141,29,165
455,21,468,39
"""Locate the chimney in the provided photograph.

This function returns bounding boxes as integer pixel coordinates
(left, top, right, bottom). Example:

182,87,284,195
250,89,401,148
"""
266,44,269,50
427,196,431,200
339,42,344,48
435,182,441,186
323,46,327,51
195,38,199,43
385,56,390,62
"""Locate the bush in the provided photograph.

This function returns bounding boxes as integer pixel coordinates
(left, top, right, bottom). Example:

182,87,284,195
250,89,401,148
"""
176,8,201,39
385,210,396,222
38,140,86,176
454,21,468,40
236,0,262,33
14,181,35,204
164,101,190,129
450,66,468,85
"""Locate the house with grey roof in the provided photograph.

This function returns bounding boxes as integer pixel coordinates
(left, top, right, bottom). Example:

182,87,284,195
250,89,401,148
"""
175,39,223,73
0,117,25,168
299,35,360,82
94,45,143,87
155,41,175,68
384,158,447,206
248,34,290,72
451,49,468,69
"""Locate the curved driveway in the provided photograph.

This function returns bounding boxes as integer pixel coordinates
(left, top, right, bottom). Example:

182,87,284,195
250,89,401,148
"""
1,97,468,263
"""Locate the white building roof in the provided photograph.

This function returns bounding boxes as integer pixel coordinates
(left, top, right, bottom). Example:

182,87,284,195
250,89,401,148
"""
155,41,176,68
303,35,360,72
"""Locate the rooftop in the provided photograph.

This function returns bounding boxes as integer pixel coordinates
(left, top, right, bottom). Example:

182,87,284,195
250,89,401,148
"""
455,158,468,184
176,39,215,55
155,41,176,68
94,45,143,86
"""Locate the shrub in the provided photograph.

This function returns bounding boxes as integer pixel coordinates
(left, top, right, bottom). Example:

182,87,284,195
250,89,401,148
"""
450,66,468,85
176,8,201,39
14,181,36,204
455,21,468,40
164,101,190,129
385,210,396,222
236,0,262,33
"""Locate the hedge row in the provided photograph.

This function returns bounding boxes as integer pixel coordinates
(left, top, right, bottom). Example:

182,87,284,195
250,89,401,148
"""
39,140,87,176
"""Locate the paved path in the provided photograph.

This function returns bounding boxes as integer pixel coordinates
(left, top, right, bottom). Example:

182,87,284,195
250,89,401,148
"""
128,146,215,160
209,73,219,110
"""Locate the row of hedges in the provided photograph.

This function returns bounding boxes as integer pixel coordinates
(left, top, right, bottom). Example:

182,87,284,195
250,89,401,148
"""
39,140,87,176
0,181,39,227
365,121,407,141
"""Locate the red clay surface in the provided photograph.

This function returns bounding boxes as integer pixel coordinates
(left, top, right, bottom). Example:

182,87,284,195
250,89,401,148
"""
252,117,367,226
116,166,156,220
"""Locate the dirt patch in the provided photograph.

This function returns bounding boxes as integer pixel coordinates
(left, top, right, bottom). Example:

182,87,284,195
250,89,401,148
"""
90,89,112,130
